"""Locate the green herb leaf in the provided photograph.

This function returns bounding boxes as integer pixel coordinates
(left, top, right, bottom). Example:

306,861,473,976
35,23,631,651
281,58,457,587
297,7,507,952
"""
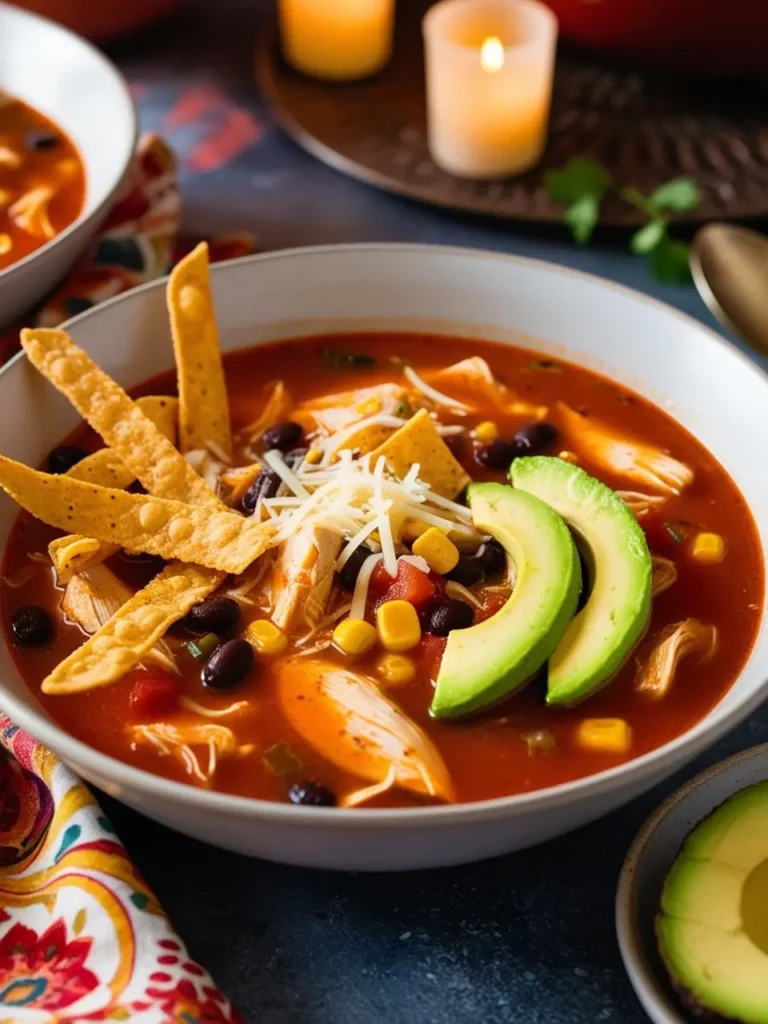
322,348,376,370
648,178,700,213
545,157,612,204
393,398,413,418
565,193,600,245
664,523,684,545
263,743,303,776
630,218,666,255
648,236,692,285
184,632,220,662
619,186,657,219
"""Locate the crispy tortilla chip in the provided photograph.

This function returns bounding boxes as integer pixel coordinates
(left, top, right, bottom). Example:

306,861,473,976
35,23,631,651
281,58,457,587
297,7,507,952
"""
368,408,470,499
337,421,397,457
167,243,232,459
42,563,223,694
221,462,261,506
51,394,181,582
20,329,219,508
0,457,277,575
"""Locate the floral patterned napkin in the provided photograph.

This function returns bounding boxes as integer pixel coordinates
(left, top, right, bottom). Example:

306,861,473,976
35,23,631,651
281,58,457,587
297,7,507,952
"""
0,136,253,1024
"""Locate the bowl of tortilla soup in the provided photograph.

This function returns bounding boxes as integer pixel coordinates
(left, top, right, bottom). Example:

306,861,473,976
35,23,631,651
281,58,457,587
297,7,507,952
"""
0,3,136,327
0,243,764,870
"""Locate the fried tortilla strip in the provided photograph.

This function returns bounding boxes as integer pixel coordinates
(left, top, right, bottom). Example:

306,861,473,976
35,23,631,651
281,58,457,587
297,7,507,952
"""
51,395,181,582
0,457,276,575
20,328,219,508
42,563,222,694
167,242,232,459
368,408,470,499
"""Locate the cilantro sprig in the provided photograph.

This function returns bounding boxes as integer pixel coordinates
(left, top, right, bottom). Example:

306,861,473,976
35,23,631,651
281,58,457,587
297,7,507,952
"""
545,159,700,284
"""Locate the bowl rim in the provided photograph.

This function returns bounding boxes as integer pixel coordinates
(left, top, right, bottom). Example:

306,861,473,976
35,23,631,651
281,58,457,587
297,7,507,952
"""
615,742,768,1023
0,1,138,286
0,241,766,828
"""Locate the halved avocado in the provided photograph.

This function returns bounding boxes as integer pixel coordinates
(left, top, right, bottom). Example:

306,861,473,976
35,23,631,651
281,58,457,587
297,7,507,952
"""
510,456,652,706
658,782,768,1023
430,482,581,719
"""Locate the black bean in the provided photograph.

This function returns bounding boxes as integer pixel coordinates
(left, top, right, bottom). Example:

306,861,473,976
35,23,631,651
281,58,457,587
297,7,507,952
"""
446,554,485,588
473,439,517,470
337,544,373,592
262,421,304,452
284,447,308,469
241,470,280,514
288,781,336,807
182,596,241,636
423,599,474,637
477,538,506,577
47,445,88,474
514,421,558,455
11,605,53,647
202,638,254,691
26,131,59,151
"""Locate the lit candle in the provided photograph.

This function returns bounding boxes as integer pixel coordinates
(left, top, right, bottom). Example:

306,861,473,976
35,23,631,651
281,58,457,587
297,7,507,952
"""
423,0,558,178
279,0,395,82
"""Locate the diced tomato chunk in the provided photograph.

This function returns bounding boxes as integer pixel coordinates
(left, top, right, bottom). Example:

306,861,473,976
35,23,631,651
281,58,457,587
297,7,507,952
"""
370,559,440,609
418,635,447,682
128,669,179,719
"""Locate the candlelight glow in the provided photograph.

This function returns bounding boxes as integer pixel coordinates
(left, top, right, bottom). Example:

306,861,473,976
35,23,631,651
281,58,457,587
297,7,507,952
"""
480,35,505,73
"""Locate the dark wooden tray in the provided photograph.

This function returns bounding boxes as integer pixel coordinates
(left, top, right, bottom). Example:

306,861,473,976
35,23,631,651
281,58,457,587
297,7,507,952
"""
255,2,768,227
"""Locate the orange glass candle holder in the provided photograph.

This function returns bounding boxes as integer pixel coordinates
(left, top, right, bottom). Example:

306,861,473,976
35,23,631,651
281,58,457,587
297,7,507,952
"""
279,0,396,82
423,0,558,179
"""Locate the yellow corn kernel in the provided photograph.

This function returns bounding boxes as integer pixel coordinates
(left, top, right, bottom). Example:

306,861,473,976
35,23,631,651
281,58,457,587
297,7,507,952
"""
558,450,579,464
375,653,416,687
474,420,499,443
333,617,378,657
691,531,725,565
245,619,288,657
0,233,10,256
356,395,382,415
412,527,460,574
401,518,429,543
376,600,422,652
304,447,323,465
577,718,632,754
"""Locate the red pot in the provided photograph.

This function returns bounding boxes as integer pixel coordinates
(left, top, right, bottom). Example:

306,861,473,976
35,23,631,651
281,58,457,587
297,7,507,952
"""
544,0,768,76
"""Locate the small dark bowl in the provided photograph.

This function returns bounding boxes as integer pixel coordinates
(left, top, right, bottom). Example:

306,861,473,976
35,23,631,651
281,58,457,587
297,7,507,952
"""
616,744,768,1023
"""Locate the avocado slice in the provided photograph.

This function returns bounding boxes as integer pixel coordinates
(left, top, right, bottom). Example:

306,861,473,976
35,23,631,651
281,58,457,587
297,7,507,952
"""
658,782,768,1023
510,456,652,706
430,482,581,719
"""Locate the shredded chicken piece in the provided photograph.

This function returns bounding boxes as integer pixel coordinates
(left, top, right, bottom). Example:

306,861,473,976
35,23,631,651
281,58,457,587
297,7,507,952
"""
617,491,668,517
635,619,717,700
129,722,254,785
557,403,693,496
297,383,409,435
278,657,455,802
241,380,292,439
269,524,341,632
651,556,678,598
9,186,56,240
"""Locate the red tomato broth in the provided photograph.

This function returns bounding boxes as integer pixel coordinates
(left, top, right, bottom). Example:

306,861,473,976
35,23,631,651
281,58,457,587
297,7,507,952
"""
0,92,85,271
1,333,762,808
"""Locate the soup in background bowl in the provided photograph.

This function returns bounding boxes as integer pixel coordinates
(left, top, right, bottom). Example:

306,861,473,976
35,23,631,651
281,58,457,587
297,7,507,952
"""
0,243,764,870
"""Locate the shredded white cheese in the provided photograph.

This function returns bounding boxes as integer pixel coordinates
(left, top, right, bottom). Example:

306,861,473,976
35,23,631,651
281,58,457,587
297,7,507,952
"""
350,553,383,620
263,449,310,498
404,365,471,413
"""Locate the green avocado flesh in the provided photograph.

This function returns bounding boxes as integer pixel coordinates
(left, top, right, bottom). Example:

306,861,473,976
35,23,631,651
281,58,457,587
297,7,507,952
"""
658,782,768,1023
430,482,581,719
510,456,652,706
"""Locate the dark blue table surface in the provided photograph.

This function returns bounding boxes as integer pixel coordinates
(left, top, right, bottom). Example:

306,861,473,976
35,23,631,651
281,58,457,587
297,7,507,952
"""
99,3,768,1021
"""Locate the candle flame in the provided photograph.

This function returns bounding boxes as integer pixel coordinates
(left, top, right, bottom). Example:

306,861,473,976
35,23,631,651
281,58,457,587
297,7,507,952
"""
480,36,505,74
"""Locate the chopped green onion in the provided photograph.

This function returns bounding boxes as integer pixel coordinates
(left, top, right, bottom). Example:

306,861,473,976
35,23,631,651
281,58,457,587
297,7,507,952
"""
664,521,691,545
263,743,303,776
393,398,413,418
321,348,375,370
184,632,220,662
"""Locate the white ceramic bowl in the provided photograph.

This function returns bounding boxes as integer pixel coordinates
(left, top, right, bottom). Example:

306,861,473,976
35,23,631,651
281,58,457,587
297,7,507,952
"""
0,244,766,871
0,2,136,328
616,745,768,1024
